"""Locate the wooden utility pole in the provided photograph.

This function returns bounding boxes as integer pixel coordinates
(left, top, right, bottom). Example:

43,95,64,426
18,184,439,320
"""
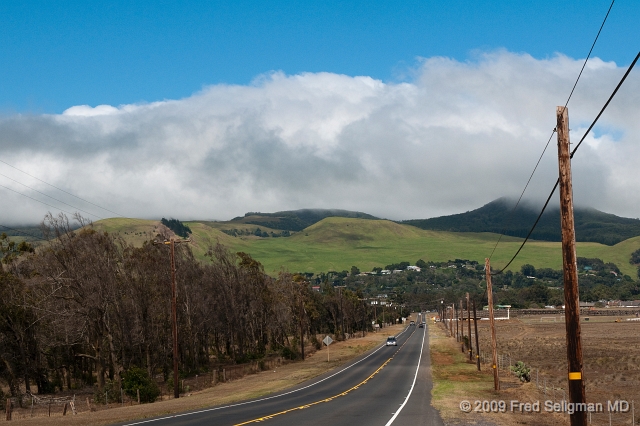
467,292,472,361
486,258,499,391
362,299,366,338
155,238,190,399
473,300,480,371
449,304,454,337
449,303,460,342
455,303,459,341
557,106,586,426
299,295,305,360
168,239,180,399
459,300,464,353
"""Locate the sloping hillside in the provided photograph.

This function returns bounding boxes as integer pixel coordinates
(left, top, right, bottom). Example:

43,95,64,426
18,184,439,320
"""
403,198,640,246
88,216,640,277
229,209,378,231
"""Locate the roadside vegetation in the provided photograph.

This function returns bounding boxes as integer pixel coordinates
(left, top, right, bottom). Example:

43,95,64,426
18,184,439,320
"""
0,213,408,405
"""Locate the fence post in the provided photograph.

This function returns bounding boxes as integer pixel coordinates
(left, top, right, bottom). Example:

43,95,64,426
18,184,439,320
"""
63,402,68,416
31,397,34,417
223,369,226,382
5,398,11,421
86,397,91,412
137,389,140,404
48,399,51,417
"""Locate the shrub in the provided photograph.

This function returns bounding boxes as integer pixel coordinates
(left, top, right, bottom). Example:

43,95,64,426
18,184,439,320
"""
281,346,299,360
510,361,531,382
93,379,121,404
122,367,160,403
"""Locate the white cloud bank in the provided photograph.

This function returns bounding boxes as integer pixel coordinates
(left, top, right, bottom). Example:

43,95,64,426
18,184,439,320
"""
1,50,639,225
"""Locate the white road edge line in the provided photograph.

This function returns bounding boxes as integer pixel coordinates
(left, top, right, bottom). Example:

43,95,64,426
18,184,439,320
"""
121,326,411,425
384,325,426,426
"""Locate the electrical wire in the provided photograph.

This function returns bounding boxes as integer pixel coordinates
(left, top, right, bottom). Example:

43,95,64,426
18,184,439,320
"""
491,51,640,275
0,171,105,220
0,182,79,218
0,158,124,218
488,0,615,262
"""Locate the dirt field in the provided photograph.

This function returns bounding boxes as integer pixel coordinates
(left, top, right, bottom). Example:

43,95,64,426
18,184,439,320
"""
3,323,406,425
473,316,640,426
430,321,568,426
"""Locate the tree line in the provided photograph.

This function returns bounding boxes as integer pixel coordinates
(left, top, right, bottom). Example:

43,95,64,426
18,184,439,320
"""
0,213,390,402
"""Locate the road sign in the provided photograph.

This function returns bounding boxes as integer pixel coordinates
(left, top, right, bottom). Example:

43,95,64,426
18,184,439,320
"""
323,336,333,362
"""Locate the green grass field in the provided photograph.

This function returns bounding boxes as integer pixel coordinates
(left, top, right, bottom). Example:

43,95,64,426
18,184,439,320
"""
91,217,640,277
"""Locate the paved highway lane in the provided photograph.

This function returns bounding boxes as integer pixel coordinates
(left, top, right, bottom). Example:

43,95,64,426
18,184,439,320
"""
118,318,442,426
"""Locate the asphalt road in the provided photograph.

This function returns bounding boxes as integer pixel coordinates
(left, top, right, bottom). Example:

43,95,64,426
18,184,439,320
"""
118,315,443,426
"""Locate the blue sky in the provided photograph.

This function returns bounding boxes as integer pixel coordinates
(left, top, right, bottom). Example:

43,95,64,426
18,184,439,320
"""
1,0,637,114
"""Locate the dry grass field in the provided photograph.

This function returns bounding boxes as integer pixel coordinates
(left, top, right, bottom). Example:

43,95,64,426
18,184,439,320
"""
430,321,568,426
472,316,640,426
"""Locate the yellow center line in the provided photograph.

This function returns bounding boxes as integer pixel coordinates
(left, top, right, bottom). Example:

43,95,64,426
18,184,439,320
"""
234,327,419,425
234,358,392,425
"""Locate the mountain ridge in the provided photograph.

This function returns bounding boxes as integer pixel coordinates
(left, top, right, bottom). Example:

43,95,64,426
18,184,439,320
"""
402,198,640,246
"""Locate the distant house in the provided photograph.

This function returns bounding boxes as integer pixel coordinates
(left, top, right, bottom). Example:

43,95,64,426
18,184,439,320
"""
392,269,402,274
312,286,321,292
406,265,421,272
380,270,391,275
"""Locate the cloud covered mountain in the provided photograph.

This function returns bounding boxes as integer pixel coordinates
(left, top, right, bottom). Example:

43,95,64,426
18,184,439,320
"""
403,198,640,246
1,51,639,225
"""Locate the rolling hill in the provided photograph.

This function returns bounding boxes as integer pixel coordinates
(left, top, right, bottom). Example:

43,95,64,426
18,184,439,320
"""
402,198,640,246
228,209,379,231
86,216,640,278
7,203,640,277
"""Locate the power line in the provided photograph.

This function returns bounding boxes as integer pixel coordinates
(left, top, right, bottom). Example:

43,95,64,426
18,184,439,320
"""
562,0,615,109
488,0,615,262
0,172,105,220
570,50,640,159
0,182,80,218
0,158,124,218
491,51,640,275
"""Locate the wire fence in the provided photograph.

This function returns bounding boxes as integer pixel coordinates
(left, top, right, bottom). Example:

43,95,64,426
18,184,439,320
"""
2,356,287,421
477,351,637,425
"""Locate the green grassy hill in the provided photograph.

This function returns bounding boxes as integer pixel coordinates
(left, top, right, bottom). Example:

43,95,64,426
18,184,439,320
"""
229,208,378,231
90,217,640,277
